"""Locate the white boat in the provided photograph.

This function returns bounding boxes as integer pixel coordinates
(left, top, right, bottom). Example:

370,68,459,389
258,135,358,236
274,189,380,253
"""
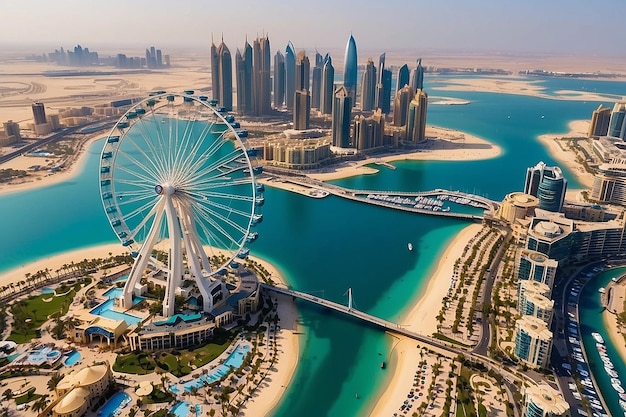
592,332,605,344
408,243,413,251
615,383,625,395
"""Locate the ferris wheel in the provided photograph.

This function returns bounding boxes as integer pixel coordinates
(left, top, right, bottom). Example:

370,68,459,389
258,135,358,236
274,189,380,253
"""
99,92,263,317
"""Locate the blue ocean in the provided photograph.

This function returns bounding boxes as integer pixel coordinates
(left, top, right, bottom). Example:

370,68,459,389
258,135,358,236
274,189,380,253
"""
1,75,625,416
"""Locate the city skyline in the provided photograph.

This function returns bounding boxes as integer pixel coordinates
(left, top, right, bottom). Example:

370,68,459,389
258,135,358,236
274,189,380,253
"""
3,0,626,56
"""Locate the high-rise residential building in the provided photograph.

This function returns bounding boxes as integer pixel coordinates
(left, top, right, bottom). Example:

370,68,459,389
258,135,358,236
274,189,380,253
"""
320,55,335,115
396,64,410,92
524,161,567,212
516,249,559,294
343,34,358,105
608,102,626,140
514,315,553,369
332,86,352,148
214,39,233,111
522,384,570,417
525,215,574,264
393,85,415,127
252,35,272,115
410,58,424,91
293,90,310,130
588,104,611,138
32,102,47,125
360,59,376,111
406,89,428,143
273,51,285,109
1,120,21,146
517,280,554,325
295,51,310,92
235,40,253,116
285,42,296,110
375,53,391,114
353,109,384,150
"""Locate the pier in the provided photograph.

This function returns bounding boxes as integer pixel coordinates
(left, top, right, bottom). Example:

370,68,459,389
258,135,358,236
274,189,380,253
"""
268,175,497,221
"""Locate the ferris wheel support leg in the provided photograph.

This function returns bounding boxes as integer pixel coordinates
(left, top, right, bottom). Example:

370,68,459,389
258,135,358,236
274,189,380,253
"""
163,196,183,317
121,205,165,309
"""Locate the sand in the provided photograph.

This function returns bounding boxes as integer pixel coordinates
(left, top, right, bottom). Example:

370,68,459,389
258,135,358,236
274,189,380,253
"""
535,119,595,190
431,77,625,102
368,223,481,416
308,125,501,182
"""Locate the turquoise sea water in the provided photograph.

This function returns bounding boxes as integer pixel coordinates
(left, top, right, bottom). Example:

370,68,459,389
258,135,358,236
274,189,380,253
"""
0,77,625,415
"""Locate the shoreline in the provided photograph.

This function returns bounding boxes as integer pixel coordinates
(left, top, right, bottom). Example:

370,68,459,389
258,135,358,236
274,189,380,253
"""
603,311,626,372
368,223,482,417
535,119,594,192
0,132,105,197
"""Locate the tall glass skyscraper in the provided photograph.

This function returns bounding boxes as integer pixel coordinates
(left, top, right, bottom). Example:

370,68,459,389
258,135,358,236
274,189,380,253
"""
235,40,253,116
273,51,285,108
285,42,296,110
375,53,391,114
332,85,352,148
295,50,310,92
608,102,626,139
396,64,409,92
216,39,233,111
524,162,567,212
320,55,334,115
406,89,428,143
252,35,271,115
360,59,376,111
210,38,219,103
410,58,424,92
343,34,358,106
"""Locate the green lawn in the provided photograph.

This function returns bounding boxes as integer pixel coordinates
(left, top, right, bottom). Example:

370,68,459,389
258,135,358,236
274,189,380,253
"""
8,292,76,343
14,387,41,405
142,388,175,404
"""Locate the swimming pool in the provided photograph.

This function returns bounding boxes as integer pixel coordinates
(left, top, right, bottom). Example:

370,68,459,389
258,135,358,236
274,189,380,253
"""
97,391,131,417
89,299,143,326
40,287,54,294
64,350,81,366
181,344,251,392
26,347,62,366
170,401,191,417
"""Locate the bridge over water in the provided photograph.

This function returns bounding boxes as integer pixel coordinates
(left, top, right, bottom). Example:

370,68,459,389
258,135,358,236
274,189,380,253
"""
273,176,498,221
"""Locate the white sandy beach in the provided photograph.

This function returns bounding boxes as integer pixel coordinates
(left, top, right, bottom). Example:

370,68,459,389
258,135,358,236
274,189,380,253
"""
368,223,481,417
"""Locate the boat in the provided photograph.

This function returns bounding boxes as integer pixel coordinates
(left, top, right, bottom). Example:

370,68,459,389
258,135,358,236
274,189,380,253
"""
355,393,359,399
592,332,605,344
381,361,386,369
620,399,626,411
607,368,618,378
407,243,413,251
615,383,626,395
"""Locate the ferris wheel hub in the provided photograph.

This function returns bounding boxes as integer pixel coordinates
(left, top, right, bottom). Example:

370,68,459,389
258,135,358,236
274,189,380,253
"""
155,183,175,196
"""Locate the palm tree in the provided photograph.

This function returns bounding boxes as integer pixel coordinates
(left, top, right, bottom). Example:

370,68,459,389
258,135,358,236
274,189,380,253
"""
31,395,50,414
47,372,64,391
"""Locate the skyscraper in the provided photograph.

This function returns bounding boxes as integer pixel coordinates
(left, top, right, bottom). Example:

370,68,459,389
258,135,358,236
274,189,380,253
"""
332,86,352,148
396,64,410,92
360,59,376,111
353,109,384,150
295,51,310,91
216,39,233,111
235,40,253,116
343,34,358,105
314,50,323,68
285,42,296,110
410,58,424,92
406,89,428,143
393,85,415,127
514,316,553,369
32,102,47,125
524,161,567,212
588,104,611,138
375,53,391,114
273,51,285,108
320,55,335,115
608,102,626,139
211,39,220,102
293,90,310,130
252,35,272,115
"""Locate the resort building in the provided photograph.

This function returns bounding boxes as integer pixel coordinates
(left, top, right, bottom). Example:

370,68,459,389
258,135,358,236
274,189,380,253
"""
524,161,567,212
588,104,611,138
608,101,626,140
72,316,128,348
497,192,539,224
517,280,554,325
47,362,114,417
128,314,216,351
514,316,553,369
525,213,574,263
591,158,626,206
262,138,331,169
571,214,626,260
522,383,570,417
516,249,558,295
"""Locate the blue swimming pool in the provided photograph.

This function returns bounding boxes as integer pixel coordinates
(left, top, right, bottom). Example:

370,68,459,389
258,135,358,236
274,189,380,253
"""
170,401,191,417
40,287,54,294
26,347,62,366
64,350,81,366
97,392,131,417
90,288,144,326
181,344,251,392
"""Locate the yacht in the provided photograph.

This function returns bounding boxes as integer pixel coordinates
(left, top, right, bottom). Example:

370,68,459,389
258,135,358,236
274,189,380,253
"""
408,243,413,251
592,332,605,344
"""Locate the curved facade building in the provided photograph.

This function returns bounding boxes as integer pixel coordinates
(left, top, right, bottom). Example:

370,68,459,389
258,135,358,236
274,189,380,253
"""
518,280,554,325
497,192,539,224
523,383,570,417
516,249,558,295
525,215,573,264
514,316,553,369
524,161,567,212
608,102,626,139
343,35,358,105
396,64,409,92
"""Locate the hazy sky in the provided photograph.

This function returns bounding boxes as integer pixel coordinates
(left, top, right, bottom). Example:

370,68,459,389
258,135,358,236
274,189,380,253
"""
4,0,625,56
